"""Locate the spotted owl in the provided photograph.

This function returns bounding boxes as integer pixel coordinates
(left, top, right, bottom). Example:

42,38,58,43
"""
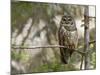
58,15,78,64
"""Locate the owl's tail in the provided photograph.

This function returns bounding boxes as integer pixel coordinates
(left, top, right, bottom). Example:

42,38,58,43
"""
60,48,69,64
60,56,68,64
60,48,74,64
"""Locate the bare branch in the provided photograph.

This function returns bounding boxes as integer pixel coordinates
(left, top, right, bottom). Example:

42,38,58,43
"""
89,40,96,44
12,45,65,49
12,45,86,55
88,16,96,19
80,55,84,70
12,40,95,55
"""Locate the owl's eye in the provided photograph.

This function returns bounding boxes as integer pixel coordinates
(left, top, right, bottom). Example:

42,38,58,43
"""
63,18,67,21
68,18,72,21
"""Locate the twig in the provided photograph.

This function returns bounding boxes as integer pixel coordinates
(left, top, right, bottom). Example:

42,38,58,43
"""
12,45,85,55
12,45,65,49
89,40,96,44
80,55,84,70
88,16,96,19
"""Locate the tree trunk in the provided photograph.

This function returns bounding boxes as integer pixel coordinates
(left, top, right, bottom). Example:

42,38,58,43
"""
84,6,90,69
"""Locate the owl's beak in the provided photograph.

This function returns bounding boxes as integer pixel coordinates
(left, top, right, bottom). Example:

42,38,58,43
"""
62,24,66,26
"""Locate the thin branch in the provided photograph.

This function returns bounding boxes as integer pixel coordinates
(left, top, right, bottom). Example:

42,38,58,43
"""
89,40,96,44
12,40,95,49
12,40,95,55
80,55,84,70
12,45,65,49
88,16,96,19
12,45,85,55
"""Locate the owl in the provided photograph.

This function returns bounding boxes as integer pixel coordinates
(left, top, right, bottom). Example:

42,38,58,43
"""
58,15,78,64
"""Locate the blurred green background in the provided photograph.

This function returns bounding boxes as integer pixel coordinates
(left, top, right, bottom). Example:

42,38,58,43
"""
11,1,96,74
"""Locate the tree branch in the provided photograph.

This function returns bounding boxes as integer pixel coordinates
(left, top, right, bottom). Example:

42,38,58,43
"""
89,40,96,44
12,45,86,55
12,40,95,55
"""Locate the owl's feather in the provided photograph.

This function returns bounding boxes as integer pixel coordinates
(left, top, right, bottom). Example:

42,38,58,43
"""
58,15,78,64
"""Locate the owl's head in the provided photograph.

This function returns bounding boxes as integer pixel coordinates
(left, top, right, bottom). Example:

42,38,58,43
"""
60,15,77,31
61,15,74,26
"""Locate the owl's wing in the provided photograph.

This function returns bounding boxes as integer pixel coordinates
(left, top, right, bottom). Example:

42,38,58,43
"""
58,27,69,64
58,27,64,50
58,29,70,64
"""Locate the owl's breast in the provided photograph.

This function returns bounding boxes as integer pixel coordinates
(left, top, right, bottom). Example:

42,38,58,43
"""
64,30,78,48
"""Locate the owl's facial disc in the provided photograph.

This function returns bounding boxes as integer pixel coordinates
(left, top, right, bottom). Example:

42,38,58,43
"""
61,15,73,26
61,15,77,31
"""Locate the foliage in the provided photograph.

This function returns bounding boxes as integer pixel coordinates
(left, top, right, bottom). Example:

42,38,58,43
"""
11,50,29,61
33,63,78,73
90,52,96,68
